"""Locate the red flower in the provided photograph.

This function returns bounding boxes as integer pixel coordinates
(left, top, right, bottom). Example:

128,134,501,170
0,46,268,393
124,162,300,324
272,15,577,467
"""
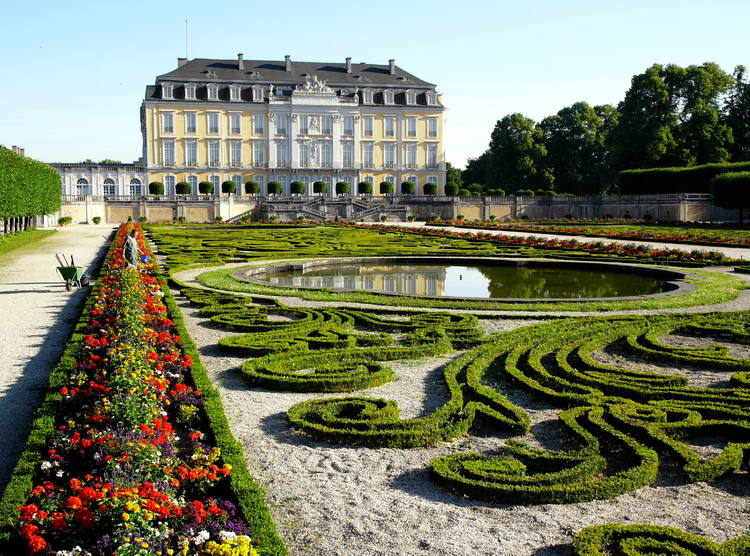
65,496,83,509
28,535,46,553
75,507,95,528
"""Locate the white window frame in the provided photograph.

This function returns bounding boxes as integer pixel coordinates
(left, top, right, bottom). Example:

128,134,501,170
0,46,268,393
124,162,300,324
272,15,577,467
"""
161,83,173,99
406,117,417,138
185,139,198,166
129,178,141,196
342,141,353,168
253,141,265,166
230,85,241,102
187,175,198,195
384,117,395,138
427,117,438,138
184,111,197,134
103,178,116,196
299,142,310,167
208,112,220,134
363,90,373,104
253,86,263,102
362,142,374,168
383,143,396,168
207,84,219,101
229,113,241,135
162,112,174,134
384,90,394,105
208,140,220,166
427,92,438,105
321,115,332,135
363,116,373,137
209,174,221,191
253,114,265,135
299,115,308,135
254,174,266,192
427,175,439,184
230,139,242,167
163,139,176,166
164,175,176,195
185,84,196,101
321,141,332,167
405,143,417,169
427,142,439,168
406,90,416,105
232,174,243,190
276,115,288,135
276,140,288,167
343,116,354,136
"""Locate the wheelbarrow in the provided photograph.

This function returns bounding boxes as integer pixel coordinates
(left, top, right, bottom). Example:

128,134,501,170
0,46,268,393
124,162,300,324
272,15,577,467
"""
55,253,90,291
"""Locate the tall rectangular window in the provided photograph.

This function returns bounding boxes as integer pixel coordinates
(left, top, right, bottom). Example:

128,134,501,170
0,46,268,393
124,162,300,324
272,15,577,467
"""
427,92,437,105
253,114,265,135
162,112,174,134
164,175,175,195
208,113,219,134
163,140,175,165
255,174,266,192
185,139,197,166
230,140,242,166
363,90,373,104
185,84,196,100
208,85,219,100
300,143,310,167
406,91,416,105
208,140,220,166
299,115,308,134
253,142,265,166
343,116,354,136
161,84,173,99
276,140,288,166
185,112,197,134
188,175,198,195
276,115,287,134
384,117,395,138
209,174,220,190
253,87,263,102
321,115,332,134
383,143,395,168
230,113,241,135
406,143,417,168
406,117,417,138
230,86,241,101
321,142,332,167
362,143,374,167
343,142,353,168
384,90,394,104
363,116,373,137
427,117,437,138
427,143,438,168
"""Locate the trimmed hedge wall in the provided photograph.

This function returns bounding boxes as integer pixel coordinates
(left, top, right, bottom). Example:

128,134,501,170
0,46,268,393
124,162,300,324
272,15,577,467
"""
0,146,60,229
618,161,750,194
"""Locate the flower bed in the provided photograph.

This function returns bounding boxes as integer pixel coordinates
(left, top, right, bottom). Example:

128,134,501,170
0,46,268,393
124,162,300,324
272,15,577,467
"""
2,223,284,555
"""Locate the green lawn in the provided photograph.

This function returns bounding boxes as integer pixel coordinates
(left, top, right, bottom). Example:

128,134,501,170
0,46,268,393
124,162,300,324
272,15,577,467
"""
0,229,56,261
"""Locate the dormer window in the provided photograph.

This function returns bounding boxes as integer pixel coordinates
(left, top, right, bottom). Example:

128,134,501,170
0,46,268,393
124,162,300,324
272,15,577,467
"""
406,90,416,105
427,92,438,105
185,84,196,100
252,86,263,102
161,83,174,99
362,90,373,104
230,85,241,101
384,90,394,105
207,84,219,101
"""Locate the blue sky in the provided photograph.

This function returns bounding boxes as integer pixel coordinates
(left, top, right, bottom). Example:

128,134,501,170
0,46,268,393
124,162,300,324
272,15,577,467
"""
1,0,748,167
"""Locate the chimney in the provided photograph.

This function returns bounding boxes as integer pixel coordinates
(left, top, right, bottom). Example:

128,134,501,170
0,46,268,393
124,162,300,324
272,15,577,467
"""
237,53,244,70
285,55,292,72
177,57,187,67
388,59,396,75
345,57,352,74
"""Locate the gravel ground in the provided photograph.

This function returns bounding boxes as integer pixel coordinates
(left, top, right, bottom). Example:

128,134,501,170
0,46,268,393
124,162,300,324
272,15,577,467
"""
0,224,113,491
175,294,750,556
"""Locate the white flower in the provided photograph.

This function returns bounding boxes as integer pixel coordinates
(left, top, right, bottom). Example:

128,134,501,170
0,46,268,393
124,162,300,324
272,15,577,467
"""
55,470,64,478
218,531,237,541
193,530,210,545
40,461,52,471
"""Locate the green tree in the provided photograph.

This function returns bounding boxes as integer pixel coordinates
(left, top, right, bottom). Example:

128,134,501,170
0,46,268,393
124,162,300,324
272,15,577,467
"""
488,113,553,192
198,181,214,195
401,181,416,195
245,181,261,195
724,65,750,161
462,151,492,189
711,171,750,221
445,162,463,190
423,182,437,195
221,180,237,194
539,102,616,194
313,181,327,194
335,181,350,195
98,159,122,165
379,181,394,195
149,181,164,195
175,181,190,195
290,181,305,195
357,181,373,194
267,181,282,195
444,182,459,196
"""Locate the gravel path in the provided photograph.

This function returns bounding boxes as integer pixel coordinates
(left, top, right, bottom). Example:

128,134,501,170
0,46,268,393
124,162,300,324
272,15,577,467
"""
0,224,113,491
376,222,750,261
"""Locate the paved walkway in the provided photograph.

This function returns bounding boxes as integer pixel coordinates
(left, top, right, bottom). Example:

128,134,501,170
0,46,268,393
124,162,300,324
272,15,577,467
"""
376,222,750,261
0,224,114,491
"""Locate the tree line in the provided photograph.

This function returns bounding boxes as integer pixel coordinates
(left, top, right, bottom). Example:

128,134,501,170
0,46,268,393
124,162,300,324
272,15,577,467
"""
454,63,750,195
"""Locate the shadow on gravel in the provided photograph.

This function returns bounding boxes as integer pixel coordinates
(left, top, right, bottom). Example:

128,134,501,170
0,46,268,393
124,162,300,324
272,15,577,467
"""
0,235,110,493
531,544,573,556
389,467,501,509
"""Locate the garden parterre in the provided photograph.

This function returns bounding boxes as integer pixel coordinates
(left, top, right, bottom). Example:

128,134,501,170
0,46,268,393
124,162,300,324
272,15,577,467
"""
1,224,284,555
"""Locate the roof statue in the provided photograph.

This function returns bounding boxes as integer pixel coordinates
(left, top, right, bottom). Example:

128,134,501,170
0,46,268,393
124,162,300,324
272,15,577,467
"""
295,75,336,96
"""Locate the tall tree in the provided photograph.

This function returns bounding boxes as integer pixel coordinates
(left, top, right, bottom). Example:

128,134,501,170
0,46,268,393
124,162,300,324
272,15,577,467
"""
539,102,617,194
724,65,750,161
609,64,679,170
462,151,492,188
445,162,463,189
488,113,553,192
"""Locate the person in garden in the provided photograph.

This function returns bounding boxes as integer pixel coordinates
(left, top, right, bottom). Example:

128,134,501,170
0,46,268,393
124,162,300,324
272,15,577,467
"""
123,229,142,268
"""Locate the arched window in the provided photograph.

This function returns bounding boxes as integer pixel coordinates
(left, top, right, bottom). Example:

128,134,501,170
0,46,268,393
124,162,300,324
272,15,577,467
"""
76,178,89,195
103,178,116,196
129,178,142,196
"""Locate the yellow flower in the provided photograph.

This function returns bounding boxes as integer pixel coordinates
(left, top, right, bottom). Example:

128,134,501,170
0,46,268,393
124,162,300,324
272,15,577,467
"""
122,512,130,521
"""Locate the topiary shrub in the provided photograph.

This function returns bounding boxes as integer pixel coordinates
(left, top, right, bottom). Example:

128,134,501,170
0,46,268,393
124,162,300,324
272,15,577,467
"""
267,181,283,195
357,181,373,195
336,181,350,195
407,215,417,222
91,216,101,225
313,181,327,195
175,181,190,195
138,216,148,223
57,216,72,227
177,216,187,224
516,189,535,196
456,214,465,221
423,182,437,195
380,214,388,222
401,181,416,195
148,181,165,195
290,181,305,195
214,215,223,222
245,181,260,195
711,171,750,222
198,181,214,195
445,182,459,196
379,181,394,195
545,190,556,196
221,180,237,195
458,188,471,196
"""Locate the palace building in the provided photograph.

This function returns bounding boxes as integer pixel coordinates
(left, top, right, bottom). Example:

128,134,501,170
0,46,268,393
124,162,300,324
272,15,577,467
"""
141,55,446,196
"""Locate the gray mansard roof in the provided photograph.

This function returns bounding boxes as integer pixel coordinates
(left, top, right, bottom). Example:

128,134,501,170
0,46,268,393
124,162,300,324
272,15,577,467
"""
144,57,441,107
